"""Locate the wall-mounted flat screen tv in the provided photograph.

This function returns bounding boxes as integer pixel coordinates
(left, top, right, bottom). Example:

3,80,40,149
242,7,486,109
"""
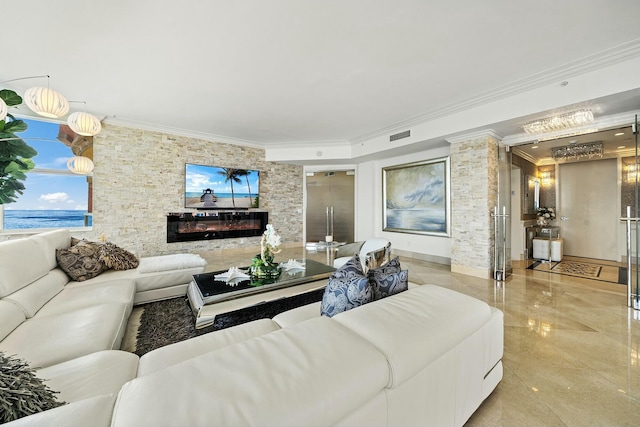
185,163,260,209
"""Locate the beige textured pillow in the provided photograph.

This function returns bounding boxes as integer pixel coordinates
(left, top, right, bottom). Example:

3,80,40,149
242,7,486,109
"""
56,241,109,282
99,242,139,271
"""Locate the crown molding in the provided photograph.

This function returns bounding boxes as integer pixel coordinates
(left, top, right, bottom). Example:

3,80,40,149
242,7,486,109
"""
350,38,640,145
446,129,503,144
102,117,264,149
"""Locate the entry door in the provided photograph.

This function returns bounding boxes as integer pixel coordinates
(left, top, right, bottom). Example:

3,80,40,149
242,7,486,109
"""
305,171,355,243
558,159,619,261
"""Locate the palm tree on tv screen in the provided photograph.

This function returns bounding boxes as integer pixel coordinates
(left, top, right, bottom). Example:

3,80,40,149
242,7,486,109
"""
236,169,253,205
219,168,242,207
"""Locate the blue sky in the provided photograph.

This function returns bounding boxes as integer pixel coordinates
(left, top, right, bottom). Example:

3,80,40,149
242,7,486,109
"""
185,163,259,195
4,118,89,211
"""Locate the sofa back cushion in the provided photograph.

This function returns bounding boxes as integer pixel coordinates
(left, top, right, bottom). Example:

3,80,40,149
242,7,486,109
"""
0,238,49,298
3,269,67,318
112,317,389,427
0,300,26,341
30,229,72,271
334,285,492,388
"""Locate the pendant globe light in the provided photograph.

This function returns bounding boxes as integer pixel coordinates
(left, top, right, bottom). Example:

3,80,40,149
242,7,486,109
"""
67,156,94,175
0,97,7,121
68,111,102,136
24,86,69,118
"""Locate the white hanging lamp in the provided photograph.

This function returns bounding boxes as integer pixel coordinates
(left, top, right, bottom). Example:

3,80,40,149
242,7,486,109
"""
24,86,69,118
0,97,7,121
67,156,94,174
68,111,102,136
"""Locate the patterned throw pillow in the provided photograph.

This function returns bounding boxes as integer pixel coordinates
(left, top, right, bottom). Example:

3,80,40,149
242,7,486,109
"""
56,241,109,281
321,254,372,317
99,242,139,270
368,256,409,300
332,253,365,278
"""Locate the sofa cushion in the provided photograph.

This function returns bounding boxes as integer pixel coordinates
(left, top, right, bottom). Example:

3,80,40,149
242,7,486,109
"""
2,269,67,318
0,300,26,342
0,303,130,368
0,238,49,298
99,242,139,271
30,229,72,271
334,285,493,388
137,254,206,273
138,318,280,376
272,301,322,328
3,394,117,427
35,278,135,318
56,241,109,282
37,350,139,403
368,257,408,300
0,351,65,423
111,317,390,427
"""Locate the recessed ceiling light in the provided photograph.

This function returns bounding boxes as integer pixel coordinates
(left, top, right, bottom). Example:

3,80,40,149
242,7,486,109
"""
569,140,577,144
617,145,626,149
615,132,625,136
531,145,538,149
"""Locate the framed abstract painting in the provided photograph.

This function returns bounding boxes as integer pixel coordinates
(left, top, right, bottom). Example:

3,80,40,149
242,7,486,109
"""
382,157,450,236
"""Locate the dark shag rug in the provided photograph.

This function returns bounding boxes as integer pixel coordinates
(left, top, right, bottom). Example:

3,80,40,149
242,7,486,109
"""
134,288,325,356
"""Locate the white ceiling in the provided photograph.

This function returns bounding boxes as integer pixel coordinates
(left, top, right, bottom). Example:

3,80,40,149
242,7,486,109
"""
4,0,640,154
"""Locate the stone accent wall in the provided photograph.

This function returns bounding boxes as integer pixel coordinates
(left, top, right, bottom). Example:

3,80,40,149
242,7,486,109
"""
449,134,499,278
0,124,304,253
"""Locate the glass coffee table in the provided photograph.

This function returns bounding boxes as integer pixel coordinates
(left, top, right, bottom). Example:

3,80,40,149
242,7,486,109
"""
187,259,335,329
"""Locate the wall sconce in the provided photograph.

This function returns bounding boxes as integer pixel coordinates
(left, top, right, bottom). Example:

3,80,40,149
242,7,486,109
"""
540,171,552,186
626,164,637,183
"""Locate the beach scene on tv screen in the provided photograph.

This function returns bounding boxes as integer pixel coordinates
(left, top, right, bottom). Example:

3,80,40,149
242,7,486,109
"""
185,164,259,209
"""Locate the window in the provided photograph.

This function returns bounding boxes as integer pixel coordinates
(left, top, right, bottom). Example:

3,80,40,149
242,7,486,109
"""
0,118,92,231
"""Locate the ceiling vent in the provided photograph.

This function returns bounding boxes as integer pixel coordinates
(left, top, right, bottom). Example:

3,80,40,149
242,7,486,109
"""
390,130,410,142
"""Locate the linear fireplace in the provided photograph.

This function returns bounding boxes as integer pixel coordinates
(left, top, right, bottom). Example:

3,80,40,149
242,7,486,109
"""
167,211,268,243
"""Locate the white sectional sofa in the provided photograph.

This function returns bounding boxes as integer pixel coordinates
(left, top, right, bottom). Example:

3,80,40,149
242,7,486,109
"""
0,229,206,425
1,229,503,427
7,287,502,427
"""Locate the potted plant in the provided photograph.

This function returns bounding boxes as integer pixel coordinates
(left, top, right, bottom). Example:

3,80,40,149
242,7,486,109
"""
0,89,37,204
249,224,282,283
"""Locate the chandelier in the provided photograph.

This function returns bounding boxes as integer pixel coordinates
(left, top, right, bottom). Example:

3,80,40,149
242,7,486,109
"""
551,141,603,161
523,109,594,135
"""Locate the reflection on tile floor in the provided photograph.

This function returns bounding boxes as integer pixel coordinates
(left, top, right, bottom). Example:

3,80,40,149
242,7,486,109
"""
197,246,640,427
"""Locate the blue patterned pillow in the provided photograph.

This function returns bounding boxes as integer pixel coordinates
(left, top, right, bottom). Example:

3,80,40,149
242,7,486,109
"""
321,255,372,317
320,274,372,317
368,257,408,300
332,253,364,278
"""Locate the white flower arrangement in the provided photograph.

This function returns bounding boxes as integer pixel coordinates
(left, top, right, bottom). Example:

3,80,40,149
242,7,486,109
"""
536,207,556,220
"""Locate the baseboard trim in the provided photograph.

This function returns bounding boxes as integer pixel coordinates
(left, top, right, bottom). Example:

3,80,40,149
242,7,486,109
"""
392,248,451,266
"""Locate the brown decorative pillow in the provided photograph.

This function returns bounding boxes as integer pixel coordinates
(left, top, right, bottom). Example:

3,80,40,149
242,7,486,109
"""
56,241,109,281
70,236,82,246
99,242,139,270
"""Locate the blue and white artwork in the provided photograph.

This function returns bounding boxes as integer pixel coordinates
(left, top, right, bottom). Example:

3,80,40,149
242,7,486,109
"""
383,157,449,236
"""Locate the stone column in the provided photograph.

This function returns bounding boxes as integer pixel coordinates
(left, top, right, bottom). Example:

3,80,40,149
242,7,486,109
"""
447,131,501,278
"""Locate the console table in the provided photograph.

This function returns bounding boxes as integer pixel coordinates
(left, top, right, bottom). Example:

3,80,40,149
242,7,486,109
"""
187,259,335,328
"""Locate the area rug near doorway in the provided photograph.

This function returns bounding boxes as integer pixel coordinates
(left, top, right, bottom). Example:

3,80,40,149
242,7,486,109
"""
527,260,627,284
132,288,325,356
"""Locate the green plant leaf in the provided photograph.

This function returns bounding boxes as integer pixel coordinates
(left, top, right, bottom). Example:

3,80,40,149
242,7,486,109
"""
4,119,27,133
0,89,23,107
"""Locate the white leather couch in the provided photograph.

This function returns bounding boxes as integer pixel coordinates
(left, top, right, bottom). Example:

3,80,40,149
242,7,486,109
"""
8,284,503,427
0,229,206,426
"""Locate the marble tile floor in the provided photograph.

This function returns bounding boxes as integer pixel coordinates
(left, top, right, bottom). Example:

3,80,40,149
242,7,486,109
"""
195,245,640,426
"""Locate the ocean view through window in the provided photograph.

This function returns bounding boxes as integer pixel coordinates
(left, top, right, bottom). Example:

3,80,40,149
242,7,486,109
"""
1,118,91,231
